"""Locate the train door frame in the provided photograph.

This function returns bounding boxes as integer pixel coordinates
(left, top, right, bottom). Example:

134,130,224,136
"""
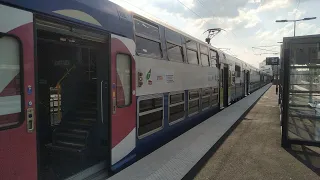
246,71,250,95
223,66,229,107
243,70,246,96
35,16,112,177
220,68,224,109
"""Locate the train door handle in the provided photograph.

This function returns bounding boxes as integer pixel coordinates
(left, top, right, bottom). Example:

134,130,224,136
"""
27,108,34,133
100,80,108,124
113,98,116,114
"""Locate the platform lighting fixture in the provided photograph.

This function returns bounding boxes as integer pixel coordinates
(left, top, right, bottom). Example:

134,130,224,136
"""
275,17,317,36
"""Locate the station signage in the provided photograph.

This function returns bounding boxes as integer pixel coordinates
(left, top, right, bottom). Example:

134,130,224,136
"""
266,57,279,65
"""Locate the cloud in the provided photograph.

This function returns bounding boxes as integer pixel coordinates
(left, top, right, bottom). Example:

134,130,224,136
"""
287,8,306,19
150,0,249,19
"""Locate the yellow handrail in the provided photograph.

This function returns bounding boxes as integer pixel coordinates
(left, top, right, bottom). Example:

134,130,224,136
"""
56,65,76,87
55,65,76,121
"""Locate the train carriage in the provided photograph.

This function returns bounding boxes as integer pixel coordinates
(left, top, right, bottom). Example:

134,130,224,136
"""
0,1,272,179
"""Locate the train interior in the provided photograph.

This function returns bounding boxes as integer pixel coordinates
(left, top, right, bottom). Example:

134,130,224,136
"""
36,20,109,179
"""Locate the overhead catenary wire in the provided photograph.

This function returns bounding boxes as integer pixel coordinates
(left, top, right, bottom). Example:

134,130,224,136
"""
252,47,279,53
175,0,207,24
195,0,215,18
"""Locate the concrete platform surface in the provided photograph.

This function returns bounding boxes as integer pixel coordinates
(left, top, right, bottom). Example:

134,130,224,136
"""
108,84,271,180
195,86,319,180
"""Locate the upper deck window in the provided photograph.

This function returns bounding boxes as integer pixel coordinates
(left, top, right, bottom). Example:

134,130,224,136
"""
134,18,160,40
134,18,162,58
235,65,241,77
136,36,162,58
167,43,184,62
210,49,218,67
185,38,197,50
165,29,182,45
200,44,208,54
187,49,199,65
200,54,210,67
165,28,184,62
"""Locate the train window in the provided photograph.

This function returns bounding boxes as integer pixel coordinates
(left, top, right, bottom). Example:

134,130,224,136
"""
188,89,200,115
170,93,184,104
167,42,184,63
136,36,162,58
138,96,163,137
116,54,132,107
211,88,219,106
200,44,208,54
187,49,199,65
200,54,210,67
210,50,217,59
169,92,185,124
185,38,197,50
165,28,182,45
210,49,218,67
235,65,241,77
0,34,23,130
201,88,211,110
134,18,160,40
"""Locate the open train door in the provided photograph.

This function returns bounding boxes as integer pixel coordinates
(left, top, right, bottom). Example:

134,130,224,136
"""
223,66,229,107
219,68,224,109
244,70,248,96
246,71,250,95
243,70,246,97
0,5,37,179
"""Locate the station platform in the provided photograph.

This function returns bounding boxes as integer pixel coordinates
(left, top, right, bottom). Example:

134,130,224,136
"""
195,86,320,180
108,84,272,180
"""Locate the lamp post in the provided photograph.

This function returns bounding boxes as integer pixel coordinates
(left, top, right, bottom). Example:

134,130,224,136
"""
275,17,317,36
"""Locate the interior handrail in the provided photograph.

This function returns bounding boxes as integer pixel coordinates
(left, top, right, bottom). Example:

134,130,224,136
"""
56,64,76,88
55,64,76,121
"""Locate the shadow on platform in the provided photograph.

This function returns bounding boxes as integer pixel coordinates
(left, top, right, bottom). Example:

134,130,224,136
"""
286,145,320,176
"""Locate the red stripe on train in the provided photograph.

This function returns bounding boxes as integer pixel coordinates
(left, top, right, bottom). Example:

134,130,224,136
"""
0,113,20,127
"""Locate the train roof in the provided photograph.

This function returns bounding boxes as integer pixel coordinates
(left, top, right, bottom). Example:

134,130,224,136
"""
2,0,134,38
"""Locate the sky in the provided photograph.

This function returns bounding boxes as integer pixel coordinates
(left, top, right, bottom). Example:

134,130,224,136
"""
110,0,320,68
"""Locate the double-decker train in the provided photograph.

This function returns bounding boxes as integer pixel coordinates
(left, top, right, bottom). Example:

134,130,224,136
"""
0,0,272,179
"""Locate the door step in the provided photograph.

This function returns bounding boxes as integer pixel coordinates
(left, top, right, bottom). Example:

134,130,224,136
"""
46,143,85,153
55,140,85,148
76,110,96,115
65,121,94,128
75,117,96,122
56,128,90,135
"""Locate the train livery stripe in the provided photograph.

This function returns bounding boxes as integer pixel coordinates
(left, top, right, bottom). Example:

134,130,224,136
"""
0,5,33,33
111,35,136,165
53,9,102,26
111,128,136,165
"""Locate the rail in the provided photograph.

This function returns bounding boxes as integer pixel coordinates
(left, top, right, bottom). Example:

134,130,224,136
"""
54,65,76,122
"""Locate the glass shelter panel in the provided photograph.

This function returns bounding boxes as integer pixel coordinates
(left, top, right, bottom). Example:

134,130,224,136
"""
285,41,320,144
